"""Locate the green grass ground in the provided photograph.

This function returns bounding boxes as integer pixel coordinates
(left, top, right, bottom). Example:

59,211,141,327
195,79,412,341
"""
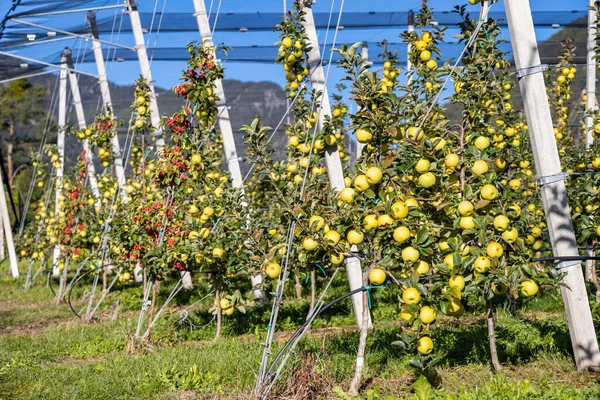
0,269,599,399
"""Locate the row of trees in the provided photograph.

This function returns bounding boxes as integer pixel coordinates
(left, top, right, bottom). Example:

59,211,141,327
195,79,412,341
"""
11,0,600,391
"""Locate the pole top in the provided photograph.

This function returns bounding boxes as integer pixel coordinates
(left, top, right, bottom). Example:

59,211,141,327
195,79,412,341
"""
62,47,73,67
408,10,415,26
87,11,100,39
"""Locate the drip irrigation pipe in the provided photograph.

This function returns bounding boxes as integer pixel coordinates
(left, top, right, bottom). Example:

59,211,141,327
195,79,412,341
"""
261,286,366,387
66,264,116,319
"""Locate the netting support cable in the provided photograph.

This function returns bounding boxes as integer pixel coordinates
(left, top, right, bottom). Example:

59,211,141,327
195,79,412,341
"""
9,18,135,51
0,70,55,85
0,50,99,79
15,4,125,18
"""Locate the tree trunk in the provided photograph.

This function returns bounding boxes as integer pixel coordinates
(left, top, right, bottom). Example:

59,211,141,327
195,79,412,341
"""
585,241,595,282
584,245,600,303
146,279,159,339
486,299,501,372
215,286,222,340
307,269,316,320
103,268,107,292
584,241,600,304
294,274,303,300
349,284,370,396
7,122,14,187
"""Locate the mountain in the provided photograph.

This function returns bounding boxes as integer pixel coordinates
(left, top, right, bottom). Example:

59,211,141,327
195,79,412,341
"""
1,15,595,186
25,72,288,173
443,17,591,127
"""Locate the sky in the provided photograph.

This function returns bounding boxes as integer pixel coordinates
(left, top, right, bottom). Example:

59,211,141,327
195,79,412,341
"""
0,0,593,93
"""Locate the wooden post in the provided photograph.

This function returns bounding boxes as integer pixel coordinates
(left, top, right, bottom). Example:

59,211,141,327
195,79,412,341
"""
505,0,600,371
302,6,371,329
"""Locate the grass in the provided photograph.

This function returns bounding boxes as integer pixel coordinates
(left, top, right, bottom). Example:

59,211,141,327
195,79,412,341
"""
0,271,599,399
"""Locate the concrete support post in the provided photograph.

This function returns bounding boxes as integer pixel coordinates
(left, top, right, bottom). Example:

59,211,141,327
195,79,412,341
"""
407,10,415,85
64,49,101,205
586,0,598,148
52,52,68,276
192,0,262,298
302,6,370,329
87,11,128,202
0,169,18,277
126,0,165,148
505,0,600,371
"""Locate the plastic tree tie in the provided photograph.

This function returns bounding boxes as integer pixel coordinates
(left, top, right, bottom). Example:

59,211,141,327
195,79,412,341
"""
362,285,386,308
315,263,326,276
479,18,489,41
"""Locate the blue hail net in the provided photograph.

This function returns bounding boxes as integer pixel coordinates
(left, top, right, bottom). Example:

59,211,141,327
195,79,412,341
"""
0,0,591,81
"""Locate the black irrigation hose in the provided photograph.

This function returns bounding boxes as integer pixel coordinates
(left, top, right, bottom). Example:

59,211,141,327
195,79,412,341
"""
261,271,438,388
66,264,117,319
262,286,366,385
47,268,56,296
66,266,104,319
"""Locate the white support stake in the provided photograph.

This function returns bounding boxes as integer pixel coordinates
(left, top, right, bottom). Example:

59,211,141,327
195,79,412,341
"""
127,1,165,149
192,0,244,188
192,0,263,299
505,0,600,372
586,0,597,148
302,6,371,329
0,168,18,278
88,11,127,201
65,51,101,205
407,10,415,85
356,43,369,157
0,217,5,260
52,52,68,276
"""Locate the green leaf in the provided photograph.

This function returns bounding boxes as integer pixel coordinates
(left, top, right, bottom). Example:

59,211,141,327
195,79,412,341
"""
417,228,429,245
413,375,434,400
391,340,407,350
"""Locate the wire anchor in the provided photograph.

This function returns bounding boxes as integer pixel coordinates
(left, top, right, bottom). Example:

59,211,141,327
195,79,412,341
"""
536,171,569,186
556,260,581,270
516,64,548,79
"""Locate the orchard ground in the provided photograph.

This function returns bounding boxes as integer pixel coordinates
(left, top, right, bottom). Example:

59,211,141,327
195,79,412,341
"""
1,265,600,399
